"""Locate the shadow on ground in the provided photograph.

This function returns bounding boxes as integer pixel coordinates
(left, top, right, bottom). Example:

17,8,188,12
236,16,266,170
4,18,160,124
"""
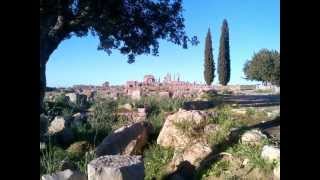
161,116,280,180
223,94,280,107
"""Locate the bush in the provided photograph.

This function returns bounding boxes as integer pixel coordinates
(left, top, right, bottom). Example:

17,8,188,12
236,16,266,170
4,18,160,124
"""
44,94,79,119
134,96,187,117
144,144,174,180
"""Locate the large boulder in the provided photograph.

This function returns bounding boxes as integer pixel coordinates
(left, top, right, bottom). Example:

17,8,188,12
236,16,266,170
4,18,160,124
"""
65,93,78,104
168,142,212,172
48,116,69,135
95,121,153,157
157,109,212,149
87,155,144,180
48,116,74,146
41,169,87,180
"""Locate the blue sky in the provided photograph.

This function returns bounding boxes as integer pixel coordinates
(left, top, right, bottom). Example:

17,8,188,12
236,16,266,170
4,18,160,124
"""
47,0,279,87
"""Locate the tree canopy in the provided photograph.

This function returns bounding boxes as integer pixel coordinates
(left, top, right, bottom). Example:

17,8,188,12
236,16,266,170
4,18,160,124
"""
243,49,280,86
40,0,199,63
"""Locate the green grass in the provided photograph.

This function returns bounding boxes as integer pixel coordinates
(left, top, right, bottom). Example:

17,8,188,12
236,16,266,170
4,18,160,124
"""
147,112,166,137
200,159,231,178
40,145,67,176
226,141,276,175
255,89,273,93
232,108,269,125
40,141,96,177
144,144,174,180
68,151,96,175
173,119,205,139
134,96,188,115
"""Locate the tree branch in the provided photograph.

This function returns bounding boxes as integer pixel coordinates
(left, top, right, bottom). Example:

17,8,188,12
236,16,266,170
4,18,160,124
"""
68,5,91,29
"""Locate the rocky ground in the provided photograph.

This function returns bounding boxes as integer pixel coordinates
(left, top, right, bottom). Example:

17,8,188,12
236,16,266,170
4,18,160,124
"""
40,88,280,180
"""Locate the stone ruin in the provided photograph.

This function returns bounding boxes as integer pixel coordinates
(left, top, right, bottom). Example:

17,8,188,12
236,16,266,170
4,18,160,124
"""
143,75,155,85
45,74,223,102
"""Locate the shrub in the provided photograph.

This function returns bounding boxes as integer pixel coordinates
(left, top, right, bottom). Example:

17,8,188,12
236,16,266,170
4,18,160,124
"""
134,96,187,117
147,112,166,137
71,123,112,148
44,94,79,119
144,144,174,180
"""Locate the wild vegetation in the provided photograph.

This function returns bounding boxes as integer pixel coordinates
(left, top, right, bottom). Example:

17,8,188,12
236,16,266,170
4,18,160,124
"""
40,95,187,177
41,89,279,180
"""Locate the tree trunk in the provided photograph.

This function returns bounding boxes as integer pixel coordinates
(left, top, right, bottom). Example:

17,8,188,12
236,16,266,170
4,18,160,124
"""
40,58,46,113
40,36,62,113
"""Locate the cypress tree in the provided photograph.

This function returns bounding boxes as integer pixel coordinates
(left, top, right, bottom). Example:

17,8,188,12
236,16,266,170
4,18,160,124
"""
204,28,215,85
218,19,231,85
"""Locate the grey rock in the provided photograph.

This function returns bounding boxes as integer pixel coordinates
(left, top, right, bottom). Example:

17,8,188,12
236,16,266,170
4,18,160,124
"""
87,155,144,180
48,116,68,135
40,142,46,151
261,145,280,162
59,160,77,171
71,112,87,127
41,169,87,180
95,121,153,157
